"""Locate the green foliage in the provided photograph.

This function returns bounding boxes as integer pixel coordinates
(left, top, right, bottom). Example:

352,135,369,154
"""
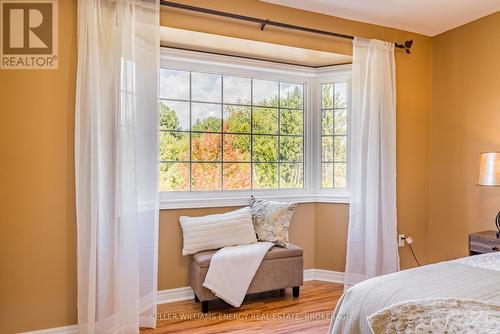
224,104,251,133
280,163,303,188
191,116,220,132
280,85,303,109
334,109,347,135
280,109,303,135
253,163,277,189
160,132,188,161
160,101,181,131
253,136,278,162
159,163,189,191
253,107,278,134
280,136,303,162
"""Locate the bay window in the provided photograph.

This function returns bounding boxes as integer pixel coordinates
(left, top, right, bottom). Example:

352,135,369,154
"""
159,48,350,209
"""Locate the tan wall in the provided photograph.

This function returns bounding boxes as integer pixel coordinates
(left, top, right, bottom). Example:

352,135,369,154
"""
314,204,349,272
429,12,500,263
0,0,432,332
0,1,78,333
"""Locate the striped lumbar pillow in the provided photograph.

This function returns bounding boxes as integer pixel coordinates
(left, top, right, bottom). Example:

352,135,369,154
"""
179,207,257,255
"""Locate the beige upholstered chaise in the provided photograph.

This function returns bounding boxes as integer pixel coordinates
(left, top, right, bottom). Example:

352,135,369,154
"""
190,243,304,313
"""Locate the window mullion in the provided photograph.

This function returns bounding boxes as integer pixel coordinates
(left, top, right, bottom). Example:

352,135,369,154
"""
221,75,224,191
250,78,254,190
277,83,281,190
189,71,192,191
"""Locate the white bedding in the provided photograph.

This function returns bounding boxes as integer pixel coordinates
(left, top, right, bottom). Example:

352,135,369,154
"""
329,252,500,334
454,251,500,271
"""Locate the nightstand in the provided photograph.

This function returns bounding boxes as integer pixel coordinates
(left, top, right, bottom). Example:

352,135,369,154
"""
469,231,500,255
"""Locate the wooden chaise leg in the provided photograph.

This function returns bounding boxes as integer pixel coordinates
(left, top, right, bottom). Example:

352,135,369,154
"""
292,286,300,298
201,300,209,313
194,294,200,302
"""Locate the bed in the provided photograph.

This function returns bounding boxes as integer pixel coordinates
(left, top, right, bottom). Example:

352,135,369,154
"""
328,252,500,334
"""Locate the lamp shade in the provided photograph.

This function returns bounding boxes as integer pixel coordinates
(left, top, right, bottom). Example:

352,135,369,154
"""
477,152,500,186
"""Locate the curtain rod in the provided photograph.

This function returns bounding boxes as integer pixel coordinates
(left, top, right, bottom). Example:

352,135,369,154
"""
160,1,414,54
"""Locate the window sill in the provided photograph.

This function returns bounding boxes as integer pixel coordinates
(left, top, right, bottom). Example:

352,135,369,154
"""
159,193,349,210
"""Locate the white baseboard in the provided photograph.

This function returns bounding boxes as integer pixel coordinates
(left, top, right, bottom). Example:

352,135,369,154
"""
21,325,78,334
157,286,194,304
21,269,343,334
304,269,344,283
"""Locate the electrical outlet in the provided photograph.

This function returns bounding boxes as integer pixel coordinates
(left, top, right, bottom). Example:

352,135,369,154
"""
398,234,405,247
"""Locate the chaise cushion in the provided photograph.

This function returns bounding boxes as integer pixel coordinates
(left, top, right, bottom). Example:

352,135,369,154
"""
192,243,303,268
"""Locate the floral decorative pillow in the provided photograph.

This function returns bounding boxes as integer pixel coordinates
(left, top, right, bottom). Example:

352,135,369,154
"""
249,196,296,248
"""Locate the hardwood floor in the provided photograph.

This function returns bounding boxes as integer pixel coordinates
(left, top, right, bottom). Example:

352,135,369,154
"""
142,281,343,334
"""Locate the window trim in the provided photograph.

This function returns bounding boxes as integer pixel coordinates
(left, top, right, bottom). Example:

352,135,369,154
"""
159,48,351,209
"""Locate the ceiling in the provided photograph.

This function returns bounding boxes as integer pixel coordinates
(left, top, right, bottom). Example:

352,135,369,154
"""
261,0,500,36
160,27,352,67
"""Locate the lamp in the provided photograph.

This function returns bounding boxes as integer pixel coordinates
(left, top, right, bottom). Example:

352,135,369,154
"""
477,152,500,238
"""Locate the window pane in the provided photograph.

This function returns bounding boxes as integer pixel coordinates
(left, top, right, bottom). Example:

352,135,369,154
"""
192,72,221,103
160,163,189,191
334,136,347,162
334,163,347,188
253,107,278,134
321,109,333,135
253,163,278,189
159,69,189,100
321,163,333,188
253,135,278,162
160,100,189,131
334,109,347,135
322,83,334,108
253,79,278,107
322,136,334,162
280,109,303,135
224,76,251,104
160,132,189,161
280,136,303,162
280,163,303,188
192,133,221,161
192,163,221,191
280,82,303,108
223,134,250,162
223,105,250,133
192,103,221,132
335,82,347,108
223,163,251,190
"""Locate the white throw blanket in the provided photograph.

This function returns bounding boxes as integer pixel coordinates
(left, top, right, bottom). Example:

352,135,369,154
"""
367,298,500,334
203,242,274,307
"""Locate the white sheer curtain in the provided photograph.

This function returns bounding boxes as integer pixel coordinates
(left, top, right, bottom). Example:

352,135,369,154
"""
75,0,159,332
344,38,399,288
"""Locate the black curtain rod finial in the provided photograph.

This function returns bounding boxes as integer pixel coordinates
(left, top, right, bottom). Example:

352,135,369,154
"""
395,39,413,54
